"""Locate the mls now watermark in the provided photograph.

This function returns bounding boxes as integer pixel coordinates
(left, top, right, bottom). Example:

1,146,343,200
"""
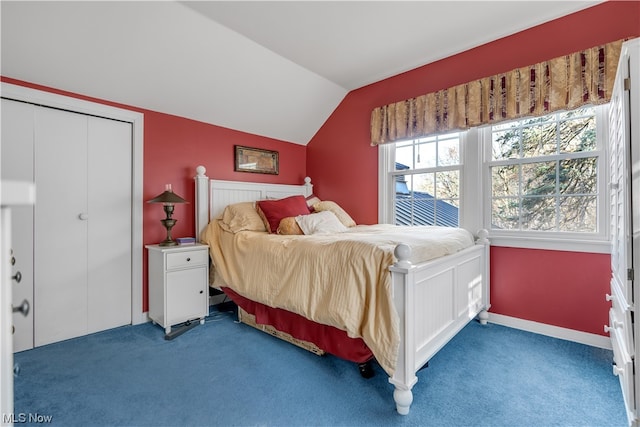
3,413,53,423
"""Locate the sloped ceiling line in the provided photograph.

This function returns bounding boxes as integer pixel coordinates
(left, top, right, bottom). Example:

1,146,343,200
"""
1,1,601,145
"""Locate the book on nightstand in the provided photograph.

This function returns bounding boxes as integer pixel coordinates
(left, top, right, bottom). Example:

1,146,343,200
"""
176,237,196,245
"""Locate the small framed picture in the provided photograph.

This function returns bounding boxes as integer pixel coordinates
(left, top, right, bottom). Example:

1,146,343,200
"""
234,145,279,175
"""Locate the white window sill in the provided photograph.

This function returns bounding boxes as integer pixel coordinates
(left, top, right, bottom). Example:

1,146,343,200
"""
487,234,611,254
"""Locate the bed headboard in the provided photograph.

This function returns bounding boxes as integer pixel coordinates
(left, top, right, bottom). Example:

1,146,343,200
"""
194,165,313,239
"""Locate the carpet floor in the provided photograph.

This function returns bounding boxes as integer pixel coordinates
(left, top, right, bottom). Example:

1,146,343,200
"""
13,305,627,426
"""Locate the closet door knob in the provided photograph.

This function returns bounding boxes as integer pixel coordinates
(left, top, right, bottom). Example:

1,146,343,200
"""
78,213,89,220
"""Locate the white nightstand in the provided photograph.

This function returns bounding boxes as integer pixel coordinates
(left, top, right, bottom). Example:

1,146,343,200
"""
146,243,209,338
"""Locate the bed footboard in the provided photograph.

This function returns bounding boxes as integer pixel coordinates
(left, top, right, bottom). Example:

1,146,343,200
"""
389,230,490,415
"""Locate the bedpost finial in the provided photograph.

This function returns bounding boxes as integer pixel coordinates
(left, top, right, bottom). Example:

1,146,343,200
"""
476,229,489,244
394,243,412,268
304,177,311,185
196,165,207,177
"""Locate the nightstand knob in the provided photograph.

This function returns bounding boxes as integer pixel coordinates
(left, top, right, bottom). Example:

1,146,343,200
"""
186,257,191,262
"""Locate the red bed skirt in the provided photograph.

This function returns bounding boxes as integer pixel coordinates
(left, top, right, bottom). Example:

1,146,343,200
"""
222,287,373,364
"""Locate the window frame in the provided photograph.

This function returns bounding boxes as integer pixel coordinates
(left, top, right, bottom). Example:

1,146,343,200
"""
378,105,610,254
378,131,478,231
481,105,610,252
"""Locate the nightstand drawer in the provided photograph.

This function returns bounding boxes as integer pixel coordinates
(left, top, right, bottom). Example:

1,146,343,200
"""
166,249,208,269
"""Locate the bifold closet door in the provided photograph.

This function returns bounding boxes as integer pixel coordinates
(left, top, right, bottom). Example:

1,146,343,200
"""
34,107,132,346
86,116,132,334
34,108,89,346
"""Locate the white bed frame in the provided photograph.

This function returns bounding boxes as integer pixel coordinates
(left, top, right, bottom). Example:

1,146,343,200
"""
194,165,490,415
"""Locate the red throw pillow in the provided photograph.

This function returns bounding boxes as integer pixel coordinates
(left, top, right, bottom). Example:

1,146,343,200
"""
256,195,310,233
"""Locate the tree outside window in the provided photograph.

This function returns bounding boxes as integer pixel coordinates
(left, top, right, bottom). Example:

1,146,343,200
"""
489,107,599,232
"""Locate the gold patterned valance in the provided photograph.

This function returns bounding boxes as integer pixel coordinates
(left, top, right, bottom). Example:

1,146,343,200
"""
370,39,624,145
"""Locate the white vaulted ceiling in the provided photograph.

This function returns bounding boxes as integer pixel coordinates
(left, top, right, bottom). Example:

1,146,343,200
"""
1,1,602,145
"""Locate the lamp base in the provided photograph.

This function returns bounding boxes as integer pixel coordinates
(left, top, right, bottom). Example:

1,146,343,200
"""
159,218,178,246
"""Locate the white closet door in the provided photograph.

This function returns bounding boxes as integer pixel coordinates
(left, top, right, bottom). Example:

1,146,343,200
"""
34,107,89,346
87,117,132,333
1,99,35,352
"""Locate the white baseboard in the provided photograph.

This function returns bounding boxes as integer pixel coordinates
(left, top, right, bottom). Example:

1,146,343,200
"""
137,312,151,324
488,313,612,350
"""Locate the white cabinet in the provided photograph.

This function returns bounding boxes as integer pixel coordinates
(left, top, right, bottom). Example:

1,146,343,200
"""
607,38,640,427
1,181,35,423
146,244,209,335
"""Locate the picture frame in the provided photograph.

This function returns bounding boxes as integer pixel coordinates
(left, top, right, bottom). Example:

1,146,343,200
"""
234,145,279,175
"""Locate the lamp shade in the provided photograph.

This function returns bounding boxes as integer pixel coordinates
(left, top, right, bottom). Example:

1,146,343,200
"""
146,190,188,204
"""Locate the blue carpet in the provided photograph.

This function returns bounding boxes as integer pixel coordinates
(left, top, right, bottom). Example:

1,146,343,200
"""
13,306,627,426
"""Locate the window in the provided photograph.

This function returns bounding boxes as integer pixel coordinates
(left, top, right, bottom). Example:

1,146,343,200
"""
381,132,462,227
378,105,609,251
485,106,606,236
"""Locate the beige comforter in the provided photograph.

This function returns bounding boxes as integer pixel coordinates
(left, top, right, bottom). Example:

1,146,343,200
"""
201,221,475,375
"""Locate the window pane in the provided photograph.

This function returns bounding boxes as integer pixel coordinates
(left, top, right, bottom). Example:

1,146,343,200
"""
559,112,596,153
559,157,597,194
521,196,556,231
396,143,414,169
435,170,459,199
559,196,597,232
435,198,459,227
522,162,556,196
491,165,519,197
492,128,520,161
415,140,436,169
438,135,460,166
410,173,434,195
491,198,519,230
522,122,557,157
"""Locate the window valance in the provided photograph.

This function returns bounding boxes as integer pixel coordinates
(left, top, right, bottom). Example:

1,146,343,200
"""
370,39,624,146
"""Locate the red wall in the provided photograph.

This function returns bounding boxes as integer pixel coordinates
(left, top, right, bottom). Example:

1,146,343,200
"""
307,1,640,336
1,76,307,312
490,247,612,333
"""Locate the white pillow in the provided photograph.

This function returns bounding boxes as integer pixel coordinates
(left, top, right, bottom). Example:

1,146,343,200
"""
295,211,347,235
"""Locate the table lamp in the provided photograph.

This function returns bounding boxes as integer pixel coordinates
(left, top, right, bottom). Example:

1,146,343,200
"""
147,184,188,246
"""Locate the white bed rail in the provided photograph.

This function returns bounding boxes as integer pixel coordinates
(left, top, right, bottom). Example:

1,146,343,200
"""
389,231,490,415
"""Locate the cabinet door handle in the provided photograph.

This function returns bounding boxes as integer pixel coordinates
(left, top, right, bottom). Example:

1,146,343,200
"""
78,213,89,220
199,290,203,294
12,271,22,283
186,257,191,262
